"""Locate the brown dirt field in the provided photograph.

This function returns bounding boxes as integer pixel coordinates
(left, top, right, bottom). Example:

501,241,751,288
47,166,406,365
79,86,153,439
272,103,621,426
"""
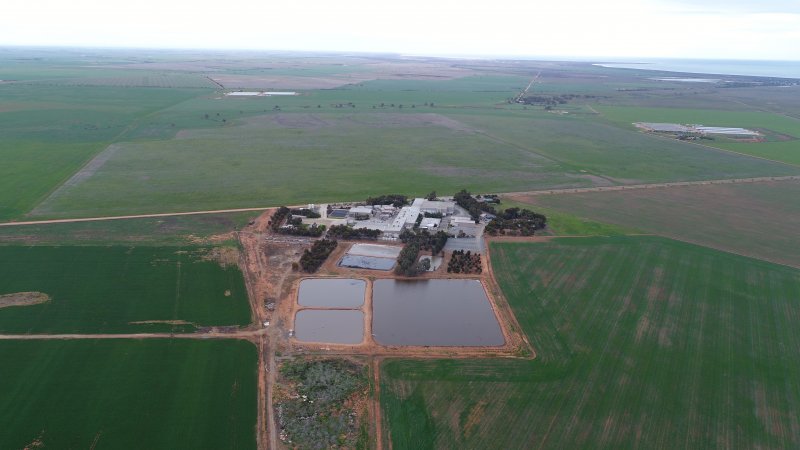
520,179,800,268
0,292,51,309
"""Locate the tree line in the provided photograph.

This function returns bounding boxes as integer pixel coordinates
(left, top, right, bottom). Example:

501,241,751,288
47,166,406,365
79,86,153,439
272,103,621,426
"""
327,225,381,240
298,239,338,273
365,194,408,207
454,189,497,222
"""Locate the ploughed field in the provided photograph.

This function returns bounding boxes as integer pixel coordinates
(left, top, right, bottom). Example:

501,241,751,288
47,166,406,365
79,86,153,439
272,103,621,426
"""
381,237,800,449
521,179,800,268
0,340,257,449
0,246,251,333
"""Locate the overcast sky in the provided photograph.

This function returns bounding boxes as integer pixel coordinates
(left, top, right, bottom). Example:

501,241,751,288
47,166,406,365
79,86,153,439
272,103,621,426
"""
2,0,799,60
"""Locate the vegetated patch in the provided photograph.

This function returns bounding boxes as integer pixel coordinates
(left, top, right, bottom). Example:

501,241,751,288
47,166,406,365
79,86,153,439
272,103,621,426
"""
195,246,240,268
0,246,251,333
0,211,257,247
447,250,482,274
0,340,257,450
25,112,585,218
275,358,369,449
381,236,800,448
0,292,50,309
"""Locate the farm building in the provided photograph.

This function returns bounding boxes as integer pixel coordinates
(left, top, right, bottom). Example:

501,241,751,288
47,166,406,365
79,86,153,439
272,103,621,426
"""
420,217,442,231
411,198,456,215
347,206,374,220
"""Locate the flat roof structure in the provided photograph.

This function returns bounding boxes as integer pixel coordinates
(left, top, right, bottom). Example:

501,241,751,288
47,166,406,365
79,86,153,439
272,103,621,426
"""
420,217,442,230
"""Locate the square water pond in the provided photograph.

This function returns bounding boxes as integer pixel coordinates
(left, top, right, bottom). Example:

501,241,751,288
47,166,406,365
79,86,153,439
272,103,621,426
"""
372,279,504,346
297,278,365,308
294,310,364,344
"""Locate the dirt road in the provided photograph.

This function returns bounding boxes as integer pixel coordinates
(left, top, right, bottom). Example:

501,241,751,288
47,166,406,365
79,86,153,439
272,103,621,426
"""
0,329,267,340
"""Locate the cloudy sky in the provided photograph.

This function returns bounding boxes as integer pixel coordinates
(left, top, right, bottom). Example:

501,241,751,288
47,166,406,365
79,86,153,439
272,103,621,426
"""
1,0,798,60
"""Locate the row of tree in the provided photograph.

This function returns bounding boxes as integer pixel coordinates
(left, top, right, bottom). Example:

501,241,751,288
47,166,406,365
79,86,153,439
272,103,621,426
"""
517,94,599,107
290,208,321,219
447,250,482,274
327,225,381,240
484,207,547,236
298,239,338,273
365,194,408,207
454,189,497,222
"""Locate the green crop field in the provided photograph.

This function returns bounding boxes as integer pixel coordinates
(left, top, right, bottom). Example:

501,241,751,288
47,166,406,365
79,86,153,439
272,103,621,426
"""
0,245,251,333
4,53,799,220
0,211,258,246
0,82,209,219
595,105,800,166
27,108,799,218
452,112,799,183
27,112,586,218
381,236,800,449
0,339,257,449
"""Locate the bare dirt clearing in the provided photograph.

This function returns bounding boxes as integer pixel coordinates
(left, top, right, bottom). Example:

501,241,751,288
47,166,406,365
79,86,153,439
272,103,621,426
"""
0,292,50,309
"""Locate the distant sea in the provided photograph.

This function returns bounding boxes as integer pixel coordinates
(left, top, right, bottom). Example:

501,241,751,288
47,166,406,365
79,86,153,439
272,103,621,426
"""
593,59,800,79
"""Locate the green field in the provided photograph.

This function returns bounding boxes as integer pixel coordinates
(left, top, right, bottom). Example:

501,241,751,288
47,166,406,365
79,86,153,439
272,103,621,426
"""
0,339,257,449
4,53,799,220
381,237,800,449
0,245,251,333
0,83,209,219
0,211,258,246
27,108,799,218
28,112,583,217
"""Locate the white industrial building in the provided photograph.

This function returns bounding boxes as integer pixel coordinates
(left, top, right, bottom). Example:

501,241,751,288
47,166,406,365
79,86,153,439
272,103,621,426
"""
420,217,442,231
347,206,374,219
410,198,456,215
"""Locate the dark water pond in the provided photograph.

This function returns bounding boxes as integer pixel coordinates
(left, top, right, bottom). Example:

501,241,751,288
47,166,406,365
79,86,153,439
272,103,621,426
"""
372,279,504,346
294,310,364,344
297,278,365,308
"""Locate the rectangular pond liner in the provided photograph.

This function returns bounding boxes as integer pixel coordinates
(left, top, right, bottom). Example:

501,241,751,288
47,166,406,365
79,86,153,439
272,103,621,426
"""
372,279,504,346
294,310,364,344
297,278,365,308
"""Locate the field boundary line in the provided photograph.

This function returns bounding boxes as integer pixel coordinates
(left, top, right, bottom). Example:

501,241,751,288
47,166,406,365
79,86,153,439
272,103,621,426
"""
0,330,267,340
502,175,800,197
